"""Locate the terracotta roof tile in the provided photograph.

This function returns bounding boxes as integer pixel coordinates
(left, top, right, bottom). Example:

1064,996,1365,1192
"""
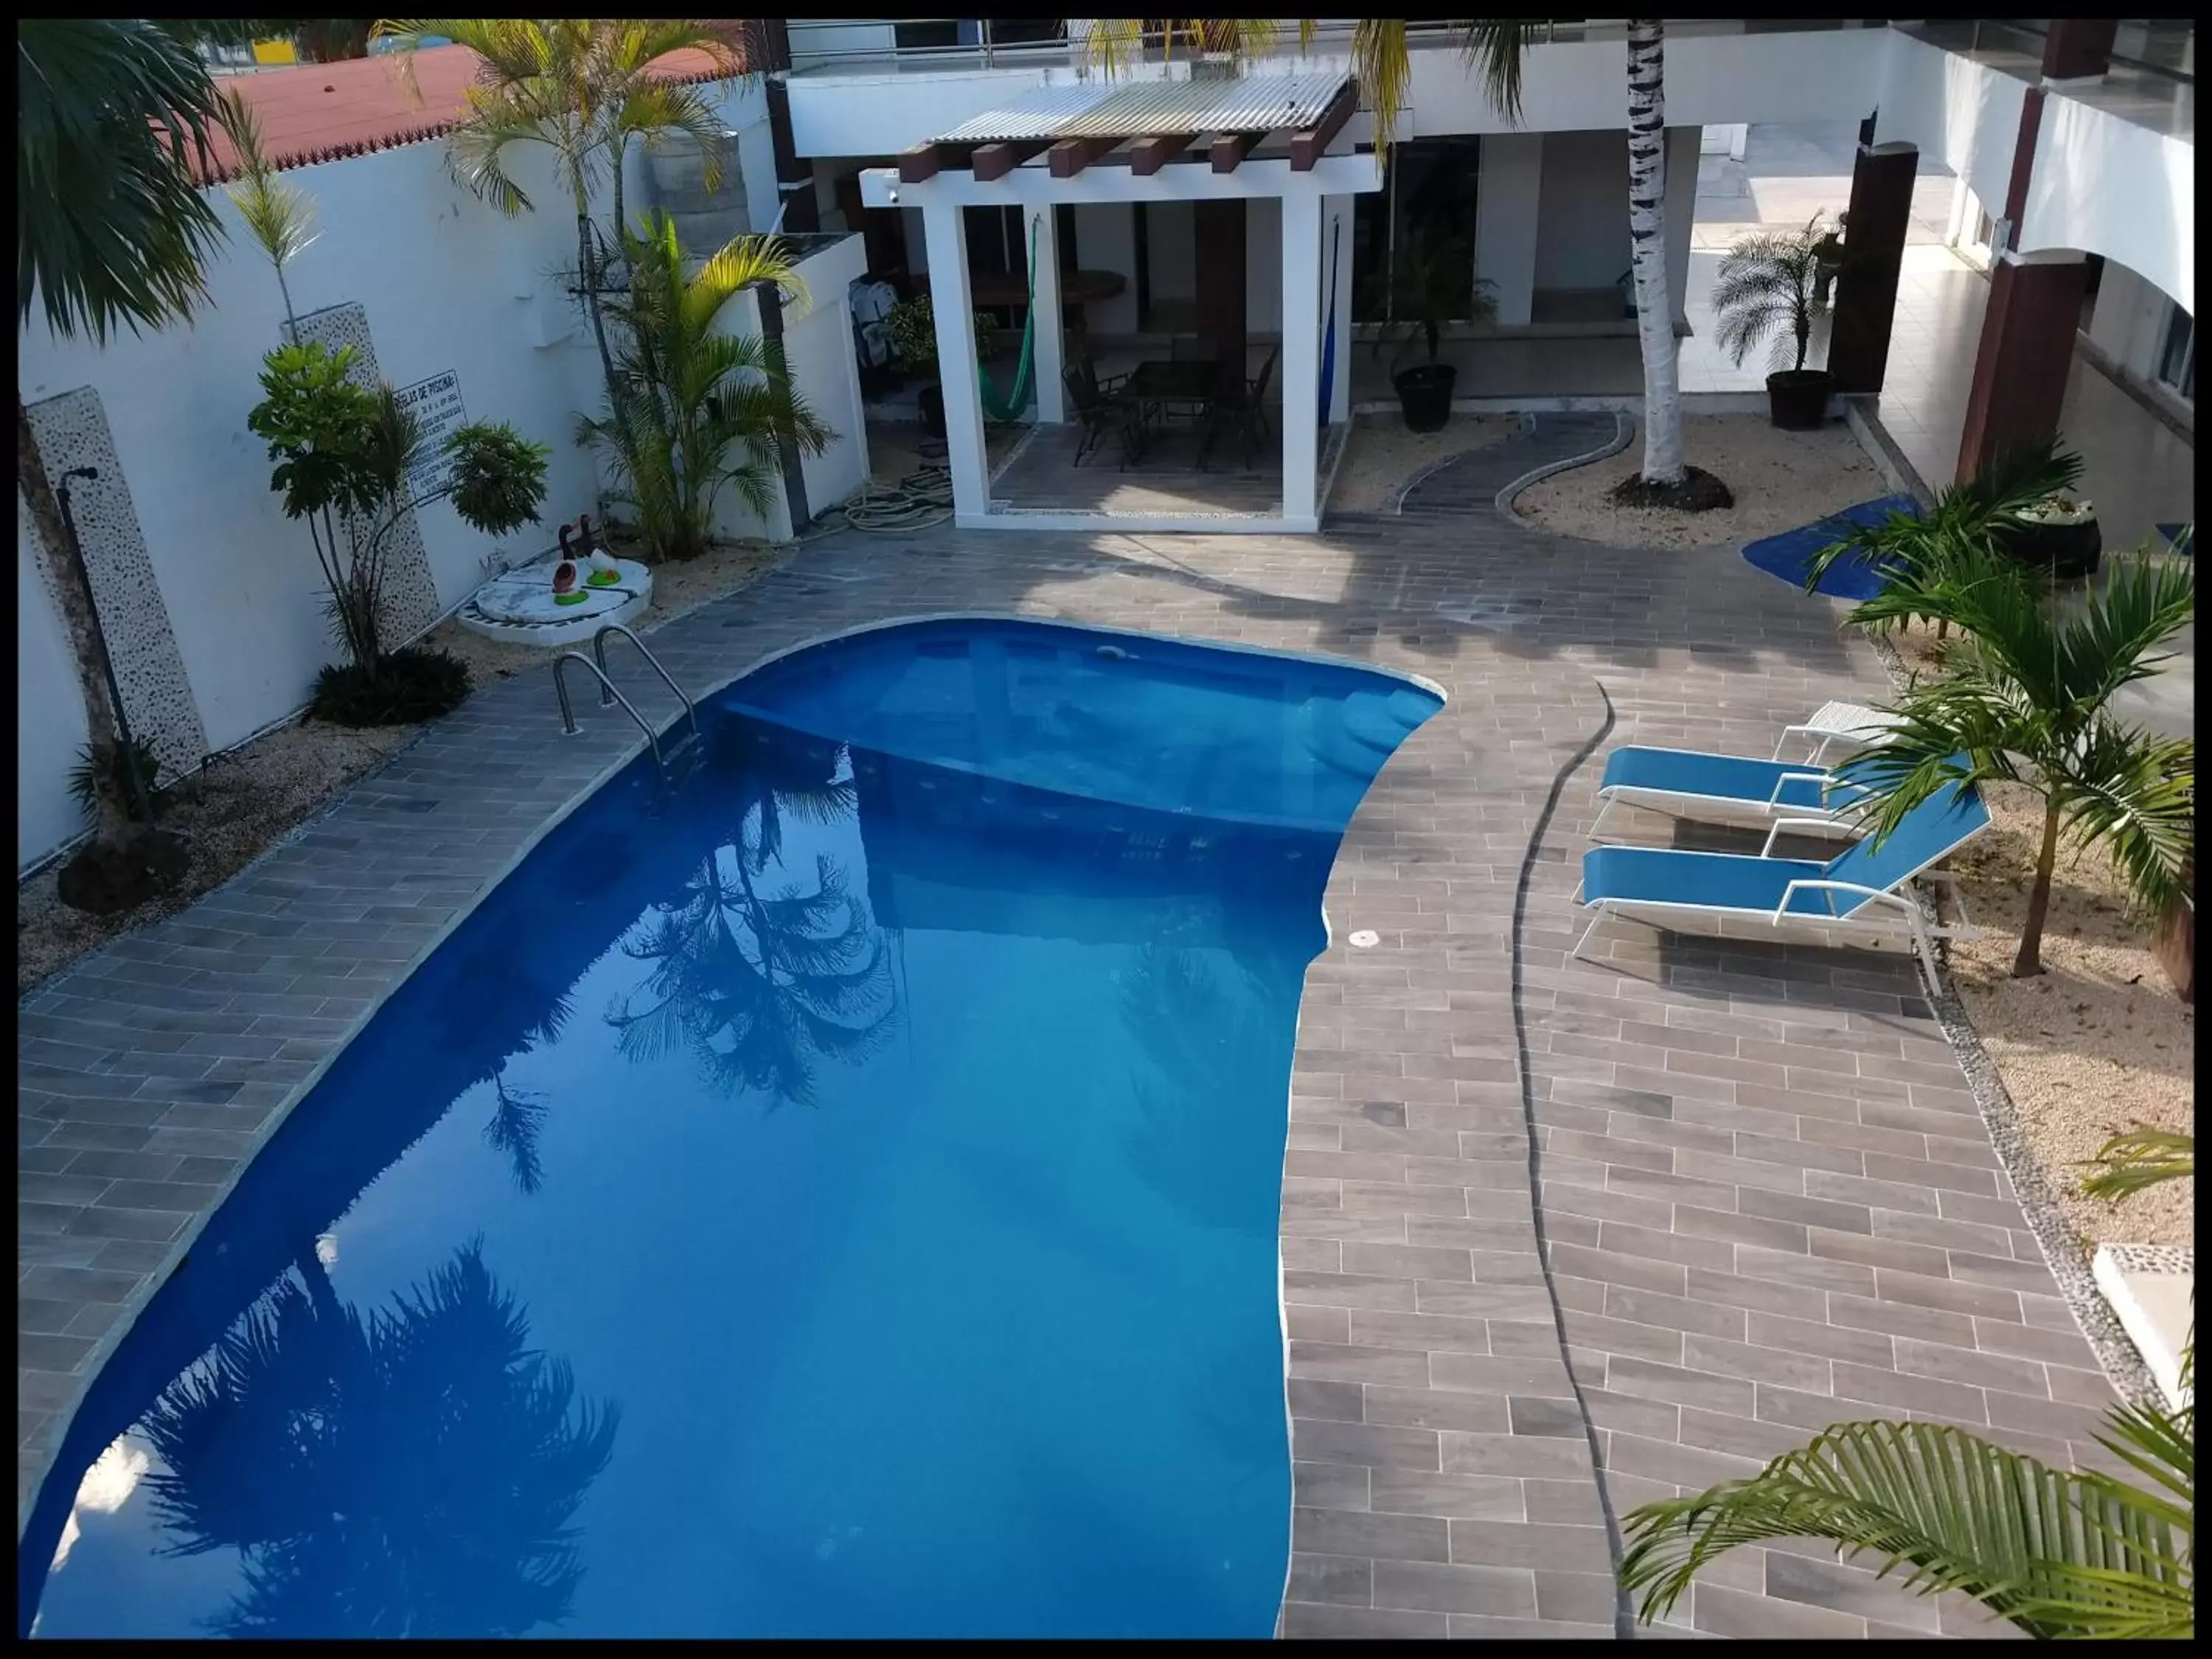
195,44,740,183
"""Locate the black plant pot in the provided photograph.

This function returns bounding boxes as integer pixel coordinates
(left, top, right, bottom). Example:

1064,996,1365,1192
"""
1995,517,2103,580
1766,369,1835,431
917,380,946,439
1394,364,1457,434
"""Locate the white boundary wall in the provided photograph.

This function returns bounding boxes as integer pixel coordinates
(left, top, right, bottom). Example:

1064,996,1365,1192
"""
13,77,843,874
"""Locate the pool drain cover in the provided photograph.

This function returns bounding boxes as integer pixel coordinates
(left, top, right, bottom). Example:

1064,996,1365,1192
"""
1349,930,1380,949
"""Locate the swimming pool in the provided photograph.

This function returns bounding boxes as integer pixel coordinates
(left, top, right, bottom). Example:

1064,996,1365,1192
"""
20,617,1442,1639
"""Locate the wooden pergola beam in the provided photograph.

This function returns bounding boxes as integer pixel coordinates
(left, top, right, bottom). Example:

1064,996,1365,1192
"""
970,139,1049,182
1048,134,1123,178
1290,80,1358,171
899,142,945,184
1210,129,1264,174
1127,132,1197,176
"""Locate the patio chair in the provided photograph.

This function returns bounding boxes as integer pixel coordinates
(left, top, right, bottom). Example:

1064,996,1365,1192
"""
1064,364,1142,470
1588,745,1876,842
1199,359,1269,472
1245,344,1279,445
1570,773,1989,990
1772,700,1904,764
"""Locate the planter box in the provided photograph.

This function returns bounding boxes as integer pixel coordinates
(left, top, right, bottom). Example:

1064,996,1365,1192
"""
1995,517,2103,580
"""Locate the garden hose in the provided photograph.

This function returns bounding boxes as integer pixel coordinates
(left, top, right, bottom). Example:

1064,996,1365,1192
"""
834,466,954,534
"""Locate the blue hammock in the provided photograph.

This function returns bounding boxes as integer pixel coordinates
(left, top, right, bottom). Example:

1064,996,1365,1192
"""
1742,494,1924,600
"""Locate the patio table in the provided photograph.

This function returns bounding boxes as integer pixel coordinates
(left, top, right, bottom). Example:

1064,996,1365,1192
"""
1124,360,1221,427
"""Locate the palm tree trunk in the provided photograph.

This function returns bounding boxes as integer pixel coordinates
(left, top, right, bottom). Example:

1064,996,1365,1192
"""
577,202,637,459
2014,799,2062,977
18,392,133,841
1626,18,1685,487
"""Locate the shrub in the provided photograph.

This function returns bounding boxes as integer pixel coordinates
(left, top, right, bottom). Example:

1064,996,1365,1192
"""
68,738,167,823
308,648,473,727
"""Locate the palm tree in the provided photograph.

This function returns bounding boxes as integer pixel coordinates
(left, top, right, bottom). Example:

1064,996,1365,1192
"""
578,211,832,563
608,846,897,1107
1804,438,2085,631
214,88,319,336
375,20,752,453
1618,1133,2194,1638
1077,18,1695,494
1712,214,1834,375
138,1237,622,1638
1832,541,2194,977
17,20,229,871
606,726,897,1105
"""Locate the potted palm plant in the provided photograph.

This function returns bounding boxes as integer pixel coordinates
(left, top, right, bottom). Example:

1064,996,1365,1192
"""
1375,232,1495,434
1713,214,1838,431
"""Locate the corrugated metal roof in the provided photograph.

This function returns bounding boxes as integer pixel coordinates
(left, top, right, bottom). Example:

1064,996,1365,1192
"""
935,83,1120,143
934,72,1349,146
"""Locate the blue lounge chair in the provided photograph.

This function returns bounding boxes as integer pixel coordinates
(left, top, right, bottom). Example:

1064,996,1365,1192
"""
1571,775,1989,989
1590,745,1877,842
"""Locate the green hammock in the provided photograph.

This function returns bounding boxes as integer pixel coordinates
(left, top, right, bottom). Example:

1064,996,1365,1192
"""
978,215,1040,423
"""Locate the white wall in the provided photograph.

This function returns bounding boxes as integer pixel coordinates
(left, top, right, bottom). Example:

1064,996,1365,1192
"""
1663,126,1701,331
1072,204,1138,335
15,518,91,867
785,234,874,518
1246,196,1284,335
1405,27,1887,140
1477,133,1544,326
2090,262,2183,379
2023,93,2194,316
1871,30,2030,229
1534,131,1630,292
16,74,848,874
18,138,601,867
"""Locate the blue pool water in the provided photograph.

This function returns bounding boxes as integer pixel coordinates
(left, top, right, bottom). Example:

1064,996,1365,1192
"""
21,618,1440,1640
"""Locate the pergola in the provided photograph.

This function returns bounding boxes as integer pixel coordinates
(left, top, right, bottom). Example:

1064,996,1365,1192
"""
858,72,1383,533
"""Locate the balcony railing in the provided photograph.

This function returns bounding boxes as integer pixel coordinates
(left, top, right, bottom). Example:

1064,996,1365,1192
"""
786,18,1893,76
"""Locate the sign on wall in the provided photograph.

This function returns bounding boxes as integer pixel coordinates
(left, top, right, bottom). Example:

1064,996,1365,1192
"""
394,369,467,500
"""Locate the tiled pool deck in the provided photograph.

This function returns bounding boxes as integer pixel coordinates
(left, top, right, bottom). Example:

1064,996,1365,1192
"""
18,445,2128,1637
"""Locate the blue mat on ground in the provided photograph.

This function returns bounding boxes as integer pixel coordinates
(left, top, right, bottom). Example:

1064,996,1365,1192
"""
2157,522,2193,557
1742,493,1923,600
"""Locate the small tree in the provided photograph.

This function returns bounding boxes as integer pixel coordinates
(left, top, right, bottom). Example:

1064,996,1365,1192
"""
214,88,318,335
1832,540,2194,978
578,212,832,563
1712,214,1834,374
249,340,549,722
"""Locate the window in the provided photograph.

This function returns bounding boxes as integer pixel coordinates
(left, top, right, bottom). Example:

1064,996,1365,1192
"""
2156,302,2194,402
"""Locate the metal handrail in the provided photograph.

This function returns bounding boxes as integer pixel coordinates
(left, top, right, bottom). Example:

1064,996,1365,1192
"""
592,624,702,748
553,652,667,775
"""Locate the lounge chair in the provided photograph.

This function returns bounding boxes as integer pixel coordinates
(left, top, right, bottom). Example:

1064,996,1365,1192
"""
1589,745,1875,842
1772,699,1903,765
1571,775,1988,989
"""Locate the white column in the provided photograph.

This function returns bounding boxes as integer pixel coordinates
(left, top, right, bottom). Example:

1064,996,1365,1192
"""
1028,206,1065,422
1475,133,1543,328
1280,190,1323,529
922,202,991,524
1325,195,1354,424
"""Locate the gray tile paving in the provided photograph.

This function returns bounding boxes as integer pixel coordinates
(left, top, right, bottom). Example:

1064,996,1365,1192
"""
16,415,2128,1638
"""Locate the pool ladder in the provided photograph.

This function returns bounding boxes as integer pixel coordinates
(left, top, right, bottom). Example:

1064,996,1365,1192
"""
552,625,703,781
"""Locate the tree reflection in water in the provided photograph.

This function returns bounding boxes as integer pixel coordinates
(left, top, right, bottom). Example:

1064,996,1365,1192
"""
606,723,898,1107
136,1238,619,1638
